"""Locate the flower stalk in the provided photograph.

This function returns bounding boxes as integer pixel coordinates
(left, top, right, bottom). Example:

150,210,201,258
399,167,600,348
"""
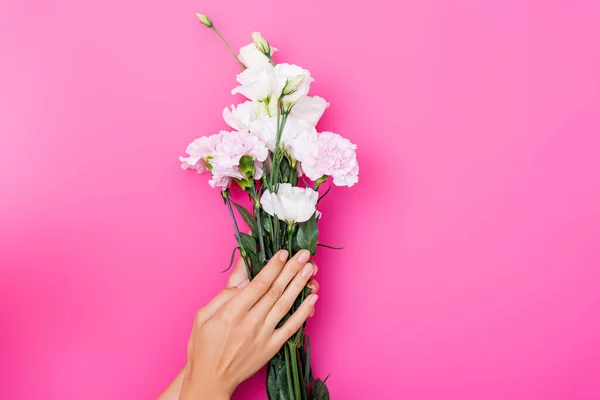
223,189,251,278
196,13,246,70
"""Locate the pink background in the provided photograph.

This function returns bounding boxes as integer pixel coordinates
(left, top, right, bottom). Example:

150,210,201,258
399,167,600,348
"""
1,0,600,399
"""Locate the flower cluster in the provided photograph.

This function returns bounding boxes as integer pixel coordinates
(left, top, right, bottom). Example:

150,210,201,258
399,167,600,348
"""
181,30,359,224
181,19,359,399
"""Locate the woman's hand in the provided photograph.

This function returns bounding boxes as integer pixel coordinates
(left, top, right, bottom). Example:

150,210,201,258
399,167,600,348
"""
178,249,318,399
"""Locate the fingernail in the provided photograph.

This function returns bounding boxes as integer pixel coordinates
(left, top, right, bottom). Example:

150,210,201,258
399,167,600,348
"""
309,294,319,306
279,250,289,262
301,263,313,278
236,279,250,288
298,249,310,264
307,283,316,291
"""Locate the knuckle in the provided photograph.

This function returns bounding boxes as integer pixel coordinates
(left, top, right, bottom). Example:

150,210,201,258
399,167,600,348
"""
253,280,269,295
274,300,290,317
266,286,283,300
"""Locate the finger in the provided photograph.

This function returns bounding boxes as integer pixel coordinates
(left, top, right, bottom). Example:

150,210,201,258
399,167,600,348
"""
226,249,289,312
306,279,319,293
271,294,318,348
265,259,315,329
194,287,242,325
312,261,318,275
227,257,249,288
250,249,312,317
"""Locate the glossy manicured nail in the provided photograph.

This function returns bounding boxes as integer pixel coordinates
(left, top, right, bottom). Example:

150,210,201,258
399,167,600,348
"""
236,279,250,288
279,250,289,262
298,249,310,264
309,294,319,305
301,263,313,278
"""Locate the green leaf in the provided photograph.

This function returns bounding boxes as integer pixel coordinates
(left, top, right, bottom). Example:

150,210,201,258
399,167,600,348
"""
316,243,344,250
280,157,291,183
238,233,257,258
296,214,318,254
262,210,273,233
311,379,330,400
267,355,290,400
233,202,258,234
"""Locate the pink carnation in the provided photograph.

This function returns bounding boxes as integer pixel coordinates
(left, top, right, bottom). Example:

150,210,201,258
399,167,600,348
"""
299,132,359,187
179,132,224,173
209,131,268,188
179,131,268,189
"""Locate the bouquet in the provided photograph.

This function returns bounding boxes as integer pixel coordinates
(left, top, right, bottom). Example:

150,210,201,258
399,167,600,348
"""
179,14,359,400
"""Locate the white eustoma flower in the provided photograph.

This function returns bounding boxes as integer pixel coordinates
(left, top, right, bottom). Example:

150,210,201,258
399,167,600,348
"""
231,65,276,101
250,115,317,155
223,101,266,131
274,63,313,104
290,96,330,126
299,132,359,187
260,183,319,223
238,42,278,69
232,62,314,106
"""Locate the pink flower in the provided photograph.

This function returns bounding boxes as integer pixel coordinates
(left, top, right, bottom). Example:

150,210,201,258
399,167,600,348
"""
299,132,359,187
180,131,268,189
179,132,224,173
209,131,268,188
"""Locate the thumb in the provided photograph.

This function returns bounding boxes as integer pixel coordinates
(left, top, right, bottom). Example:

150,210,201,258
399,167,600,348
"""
226,257,249,288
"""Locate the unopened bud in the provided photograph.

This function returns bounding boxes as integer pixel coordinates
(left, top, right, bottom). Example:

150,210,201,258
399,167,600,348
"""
196,13,213,28
314,175,328,189
252,32,270,55
282,74,305,96
239,155,256,180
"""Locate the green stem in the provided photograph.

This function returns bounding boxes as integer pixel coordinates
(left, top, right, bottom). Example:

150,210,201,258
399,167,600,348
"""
284,346,295,400
251,185,267,263
223,190,251,279
269,101,289,191
210,26,246,70
289,158,297,185
287,223,295,255
288,343,302,400
297,347,308,400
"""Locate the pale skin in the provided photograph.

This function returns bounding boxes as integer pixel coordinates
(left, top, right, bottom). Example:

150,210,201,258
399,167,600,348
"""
158,249,319,400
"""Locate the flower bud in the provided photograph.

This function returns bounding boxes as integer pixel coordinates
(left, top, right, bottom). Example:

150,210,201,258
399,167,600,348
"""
251,32,270,55
196,13,213,28
314,175,328,189
205,156,214,172
282,74,305,96
239,155,255,179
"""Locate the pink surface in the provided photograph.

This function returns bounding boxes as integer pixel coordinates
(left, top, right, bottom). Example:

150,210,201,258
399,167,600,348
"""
1,0,600,399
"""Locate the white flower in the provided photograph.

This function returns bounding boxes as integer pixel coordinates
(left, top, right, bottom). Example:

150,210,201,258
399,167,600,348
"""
232,63,313,104
223,101,266,131
290,96,330,126
299,132,359,187
250,115,317,155
274,63,313,103
260,183,319,223
238,42,278,69
231,65,276,101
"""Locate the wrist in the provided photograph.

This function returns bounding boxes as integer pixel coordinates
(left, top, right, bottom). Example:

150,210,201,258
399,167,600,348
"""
180,367,232,400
